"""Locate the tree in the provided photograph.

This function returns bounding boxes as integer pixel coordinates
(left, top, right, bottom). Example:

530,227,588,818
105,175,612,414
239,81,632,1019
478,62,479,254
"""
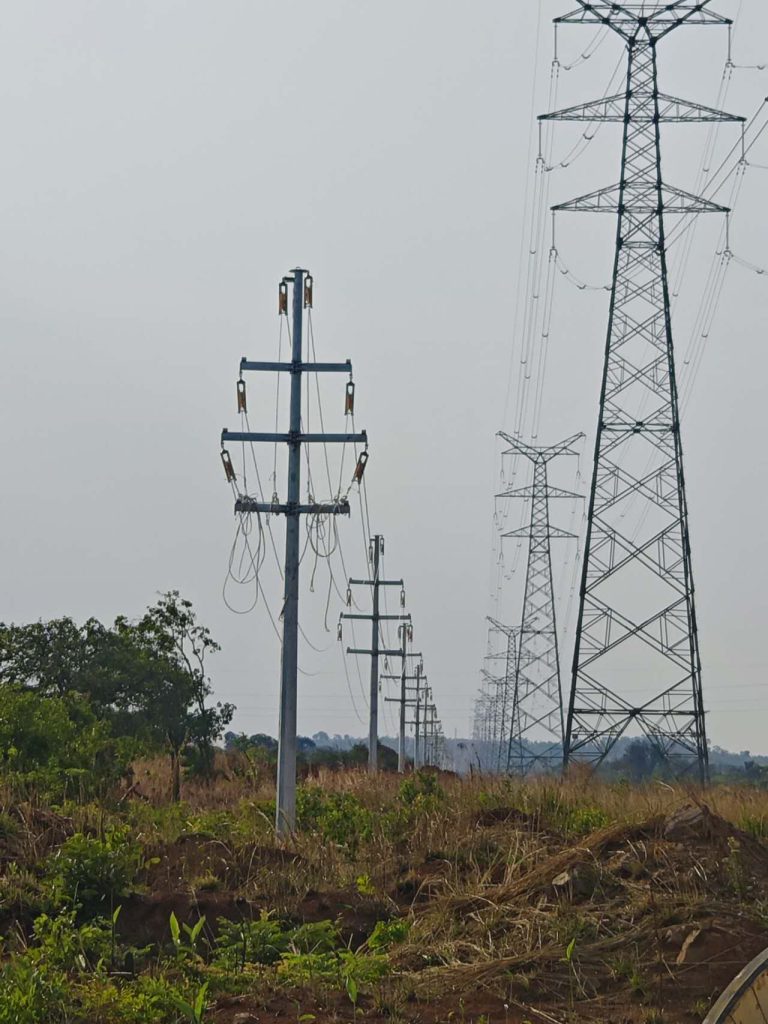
119,592,234,800
0,593,234,802
0,687,124,799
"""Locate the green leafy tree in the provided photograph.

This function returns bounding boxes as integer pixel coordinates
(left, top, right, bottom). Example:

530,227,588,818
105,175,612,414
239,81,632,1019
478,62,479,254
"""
117,592,233,800
0,593,234,801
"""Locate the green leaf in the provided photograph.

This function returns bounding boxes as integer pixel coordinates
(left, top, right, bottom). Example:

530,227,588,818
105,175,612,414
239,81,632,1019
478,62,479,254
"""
346,975,358,1005
565,937,577,962
194,981,209,1020
169,911,180,946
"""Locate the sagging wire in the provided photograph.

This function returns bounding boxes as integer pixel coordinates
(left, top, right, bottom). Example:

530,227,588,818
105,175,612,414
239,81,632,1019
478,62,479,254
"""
544,53,624,173
222,510,267,615
555,24,610,73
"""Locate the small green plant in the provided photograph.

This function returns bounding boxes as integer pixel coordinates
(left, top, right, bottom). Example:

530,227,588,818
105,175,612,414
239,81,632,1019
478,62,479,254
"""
563,936,581,1009
643,1012,665,1024
213,912,290,970
49,827,142,917
355,873,376,897
169,912,206,964
290,919,340,955
724,836,748,897
562,805,610,835
170,981,209,1024
398,770,445,808
367,918,410,951
740,814,768,840
0,955,69,1024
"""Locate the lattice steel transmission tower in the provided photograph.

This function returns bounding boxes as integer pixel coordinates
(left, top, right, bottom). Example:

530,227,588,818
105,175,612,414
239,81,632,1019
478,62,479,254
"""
498,433,583,775
473,617,518,772
548,2,742,780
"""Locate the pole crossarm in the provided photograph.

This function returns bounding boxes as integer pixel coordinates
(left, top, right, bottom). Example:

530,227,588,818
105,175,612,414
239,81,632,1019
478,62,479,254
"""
348,578,403,586
341,613,411,621
346,648,404,657
541,94,743,124
222,430,367,445
235,498,351,515
240,359,352,374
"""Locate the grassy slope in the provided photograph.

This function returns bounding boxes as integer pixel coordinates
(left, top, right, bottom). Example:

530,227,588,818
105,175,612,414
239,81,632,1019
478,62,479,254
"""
2,764,768,1023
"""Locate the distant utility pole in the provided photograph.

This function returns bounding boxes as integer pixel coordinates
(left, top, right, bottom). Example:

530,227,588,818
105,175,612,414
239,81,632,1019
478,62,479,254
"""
339,537,410,773
497,433,583,776
220,268,367,836
382,625,422,772
382,659,426,769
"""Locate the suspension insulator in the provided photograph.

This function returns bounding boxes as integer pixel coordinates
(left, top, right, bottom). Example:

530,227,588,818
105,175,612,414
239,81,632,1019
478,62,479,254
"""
279,281,288,315
220,448,236,483
236,379,247,413
304,274,314,308
407,624,413,642
346,587,352,607
345,380,355,415
368,540,373,563
353,450,369,484
400,588,406,608
337,622,343,642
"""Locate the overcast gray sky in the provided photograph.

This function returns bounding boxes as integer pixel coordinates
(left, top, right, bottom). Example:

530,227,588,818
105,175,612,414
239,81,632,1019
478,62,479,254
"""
1,1,766,754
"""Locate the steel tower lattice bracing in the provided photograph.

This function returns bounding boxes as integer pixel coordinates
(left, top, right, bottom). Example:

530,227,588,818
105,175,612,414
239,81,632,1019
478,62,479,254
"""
498,434,583,775
549,2,742,779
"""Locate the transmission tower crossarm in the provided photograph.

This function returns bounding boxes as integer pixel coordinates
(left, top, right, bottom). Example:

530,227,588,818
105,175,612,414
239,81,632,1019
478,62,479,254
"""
541,94,744,124
503,525,578,540
553,182,729,214
497,431,584,462
497,485,582,500
557,2,729,40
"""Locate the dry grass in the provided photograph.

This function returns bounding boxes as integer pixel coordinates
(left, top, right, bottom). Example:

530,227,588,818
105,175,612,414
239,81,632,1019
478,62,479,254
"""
3,761,766,1021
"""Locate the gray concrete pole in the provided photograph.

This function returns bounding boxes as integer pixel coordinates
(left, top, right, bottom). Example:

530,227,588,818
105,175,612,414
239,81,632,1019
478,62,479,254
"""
369,536,381,773
398,626,408,772
275,268,304,836
414,662,422,769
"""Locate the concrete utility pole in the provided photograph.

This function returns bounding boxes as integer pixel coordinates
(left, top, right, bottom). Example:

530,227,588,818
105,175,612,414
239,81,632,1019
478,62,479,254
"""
382,662,426,769
220,268,367,836
383,637,423,772
340,539,410,773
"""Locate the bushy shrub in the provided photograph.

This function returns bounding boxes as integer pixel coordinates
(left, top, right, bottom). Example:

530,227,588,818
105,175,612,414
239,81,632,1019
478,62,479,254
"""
296,788,374,853
48,827,142,916
0,957,68,1024
213,912,290,970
